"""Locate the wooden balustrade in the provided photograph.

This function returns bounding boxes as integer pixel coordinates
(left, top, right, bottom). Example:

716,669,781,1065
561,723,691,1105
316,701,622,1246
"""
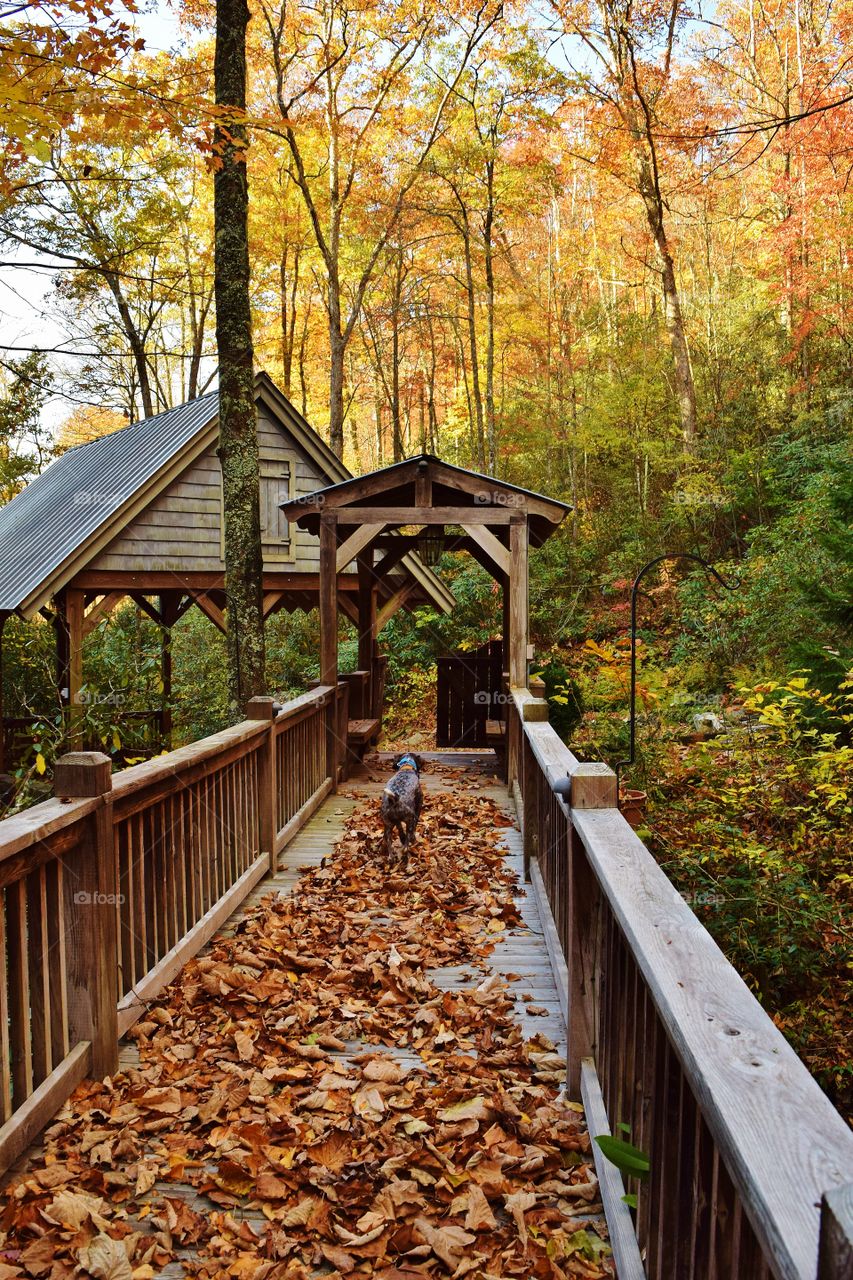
506,687,853,1280
0,684,342,1177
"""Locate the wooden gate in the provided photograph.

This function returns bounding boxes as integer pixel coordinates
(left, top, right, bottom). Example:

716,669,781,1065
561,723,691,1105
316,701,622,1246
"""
436,640,504,748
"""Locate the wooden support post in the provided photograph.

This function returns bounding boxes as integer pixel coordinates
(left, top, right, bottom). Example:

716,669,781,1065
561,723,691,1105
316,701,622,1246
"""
509,516,528,689
567,819,600,1096
160,594,179,751
819,1184,853,1280
246,697,277,872
319,513,338,689
0,612,6,775
357,551,376,673
54,752,118,1078
56,590,85,746
571,763,618,809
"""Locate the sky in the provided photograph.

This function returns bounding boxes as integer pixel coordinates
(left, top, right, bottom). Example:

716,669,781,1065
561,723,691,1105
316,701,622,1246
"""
0,0,185,428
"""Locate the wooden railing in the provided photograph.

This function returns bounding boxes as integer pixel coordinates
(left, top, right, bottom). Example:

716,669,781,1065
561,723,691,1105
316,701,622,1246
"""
0,683,344,1176
506,686,853,1280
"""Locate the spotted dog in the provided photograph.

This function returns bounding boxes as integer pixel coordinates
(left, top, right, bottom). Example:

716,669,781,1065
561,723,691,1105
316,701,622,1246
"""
381,753,423,863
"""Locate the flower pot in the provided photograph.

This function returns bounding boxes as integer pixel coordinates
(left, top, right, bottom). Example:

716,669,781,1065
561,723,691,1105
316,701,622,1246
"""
620,788,648,829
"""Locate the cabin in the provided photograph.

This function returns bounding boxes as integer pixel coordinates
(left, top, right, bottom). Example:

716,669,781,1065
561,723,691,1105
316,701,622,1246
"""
0,372,452,767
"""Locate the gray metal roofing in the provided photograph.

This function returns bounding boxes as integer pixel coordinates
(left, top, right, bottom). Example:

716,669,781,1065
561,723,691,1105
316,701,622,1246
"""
0,390,219,612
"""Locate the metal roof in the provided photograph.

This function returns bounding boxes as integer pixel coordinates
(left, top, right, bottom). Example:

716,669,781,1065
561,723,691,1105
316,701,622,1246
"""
0,391,219,613
0,375,455,617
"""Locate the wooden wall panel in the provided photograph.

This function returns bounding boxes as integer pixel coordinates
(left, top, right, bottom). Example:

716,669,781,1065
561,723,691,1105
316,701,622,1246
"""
88,408,334,577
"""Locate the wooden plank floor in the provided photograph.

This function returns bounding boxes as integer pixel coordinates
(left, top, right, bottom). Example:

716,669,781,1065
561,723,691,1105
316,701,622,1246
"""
3,752,609,1277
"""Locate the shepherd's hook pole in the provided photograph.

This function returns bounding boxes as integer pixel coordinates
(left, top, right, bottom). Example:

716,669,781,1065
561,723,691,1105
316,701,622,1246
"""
614,553,739,806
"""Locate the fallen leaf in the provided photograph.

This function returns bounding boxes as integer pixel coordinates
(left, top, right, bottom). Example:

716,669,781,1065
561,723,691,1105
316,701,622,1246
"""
77,1235,133,1280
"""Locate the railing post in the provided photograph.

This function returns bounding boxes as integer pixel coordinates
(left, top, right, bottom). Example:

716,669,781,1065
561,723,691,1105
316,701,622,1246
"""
54,752,118,1079
336,681,350,783
246,697,277,873
571,762,618,809
566,760,615,1096
324,688,339,791
818,1184,853,1279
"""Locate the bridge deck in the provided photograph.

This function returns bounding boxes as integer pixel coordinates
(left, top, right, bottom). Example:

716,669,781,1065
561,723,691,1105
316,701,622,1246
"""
1,754,614,1279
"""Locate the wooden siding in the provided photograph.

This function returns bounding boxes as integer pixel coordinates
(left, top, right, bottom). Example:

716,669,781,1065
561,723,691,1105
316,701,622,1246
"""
90,410,328,575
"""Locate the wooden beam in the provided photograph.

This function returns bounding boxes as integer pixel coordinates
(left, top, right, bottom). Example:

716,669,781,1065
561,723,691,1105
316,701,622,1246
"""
128,593,163,626
460,523,510,576
357,552,377,671
0,614,6,775
160,593,180,749
373,542,417,581
335,522,386,574
65,589,84,744
74,570,361,593
509,517,528,688
262,590,286,618
338,595,359,625
319,513,338,688
414,464,432,506
377,583,415,630
333,506,514,526
191,593,226,633
82,592,124,638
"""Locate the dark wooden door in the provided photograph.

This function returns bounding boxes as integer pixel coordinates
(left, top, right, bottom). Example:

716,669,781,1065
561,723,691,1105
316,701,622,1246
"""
436,640,504,748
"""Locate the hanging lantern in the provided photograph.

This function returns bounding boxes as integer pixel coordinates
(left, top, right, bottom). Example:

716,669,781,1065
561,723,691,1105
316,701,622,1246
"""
419,532,444,567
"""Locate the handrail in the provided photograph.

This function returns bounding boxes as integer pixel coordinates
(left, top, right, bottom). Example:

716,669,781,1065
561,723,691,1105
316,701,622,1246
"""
0,681,347,1179
507,687,853,1280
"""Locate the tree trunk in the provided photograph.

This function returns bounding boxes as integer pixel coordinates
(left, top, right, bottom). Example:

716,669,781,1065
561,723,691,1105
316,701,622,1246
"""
214,0,265,716
483,158,497,473
460,221,485,469
636,153,697,451
280,240,299,398
328,321,345,458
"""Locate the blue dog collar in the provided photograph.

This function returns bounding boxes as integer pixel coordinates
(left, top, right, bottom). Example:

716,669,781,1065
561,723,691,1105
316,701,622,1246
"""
397,755,418,772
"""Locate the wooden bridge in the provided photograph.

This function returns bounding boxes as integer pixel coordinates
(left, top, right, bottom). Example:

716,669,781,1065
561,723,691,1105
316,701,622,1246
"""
0,443,851,1277
0,683,850,1279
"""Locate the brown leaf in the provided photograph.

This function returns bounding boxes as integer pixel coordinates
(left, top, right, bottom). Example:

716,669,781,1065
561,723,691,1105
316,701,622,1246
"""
413,1217,476,1270
20,1237,59,1278
76,1235,133,1280
436,1095,491,1123
234,1030,255,1061
503,1189,537,1248
320,1244,356,1273
464,1184,497,1231
44,1188,110,1231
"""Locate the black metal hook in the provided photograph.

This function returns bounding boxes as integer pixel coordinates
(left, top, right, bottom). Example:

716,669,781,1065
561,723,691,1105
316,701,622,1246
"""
614,553,740,804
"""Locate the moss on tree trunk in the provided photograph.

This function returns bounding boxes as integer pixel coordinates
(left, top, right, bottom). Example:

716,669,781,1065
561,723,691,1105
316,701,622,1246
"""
214,0,265,716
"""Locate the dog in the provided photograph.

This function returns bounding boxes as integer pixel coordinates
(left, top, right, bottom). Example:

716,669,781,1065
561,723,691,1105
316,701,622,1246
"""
381,753,423,863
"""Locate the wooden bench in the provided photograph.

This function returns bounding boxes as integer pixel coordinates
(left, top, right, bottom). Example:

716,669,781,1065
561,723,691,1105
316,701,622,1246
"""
347,717,381,766
486,718,507,776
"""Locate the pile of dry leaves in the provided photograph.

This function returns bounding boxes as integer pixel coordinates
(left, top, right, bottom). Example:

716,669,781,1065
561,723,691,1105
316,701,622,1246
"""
0,777,614,1280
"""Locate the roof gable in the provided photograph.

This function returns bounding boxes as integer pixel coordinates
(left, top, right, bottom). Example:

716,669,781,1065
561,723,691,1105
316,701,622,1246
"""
0,391,219,615
281,453,571,547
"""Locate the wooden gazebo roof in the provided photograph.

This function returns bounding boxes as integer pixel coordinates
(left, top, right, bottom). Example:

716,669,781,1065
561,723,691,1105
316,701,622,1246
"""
282,454,571,547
